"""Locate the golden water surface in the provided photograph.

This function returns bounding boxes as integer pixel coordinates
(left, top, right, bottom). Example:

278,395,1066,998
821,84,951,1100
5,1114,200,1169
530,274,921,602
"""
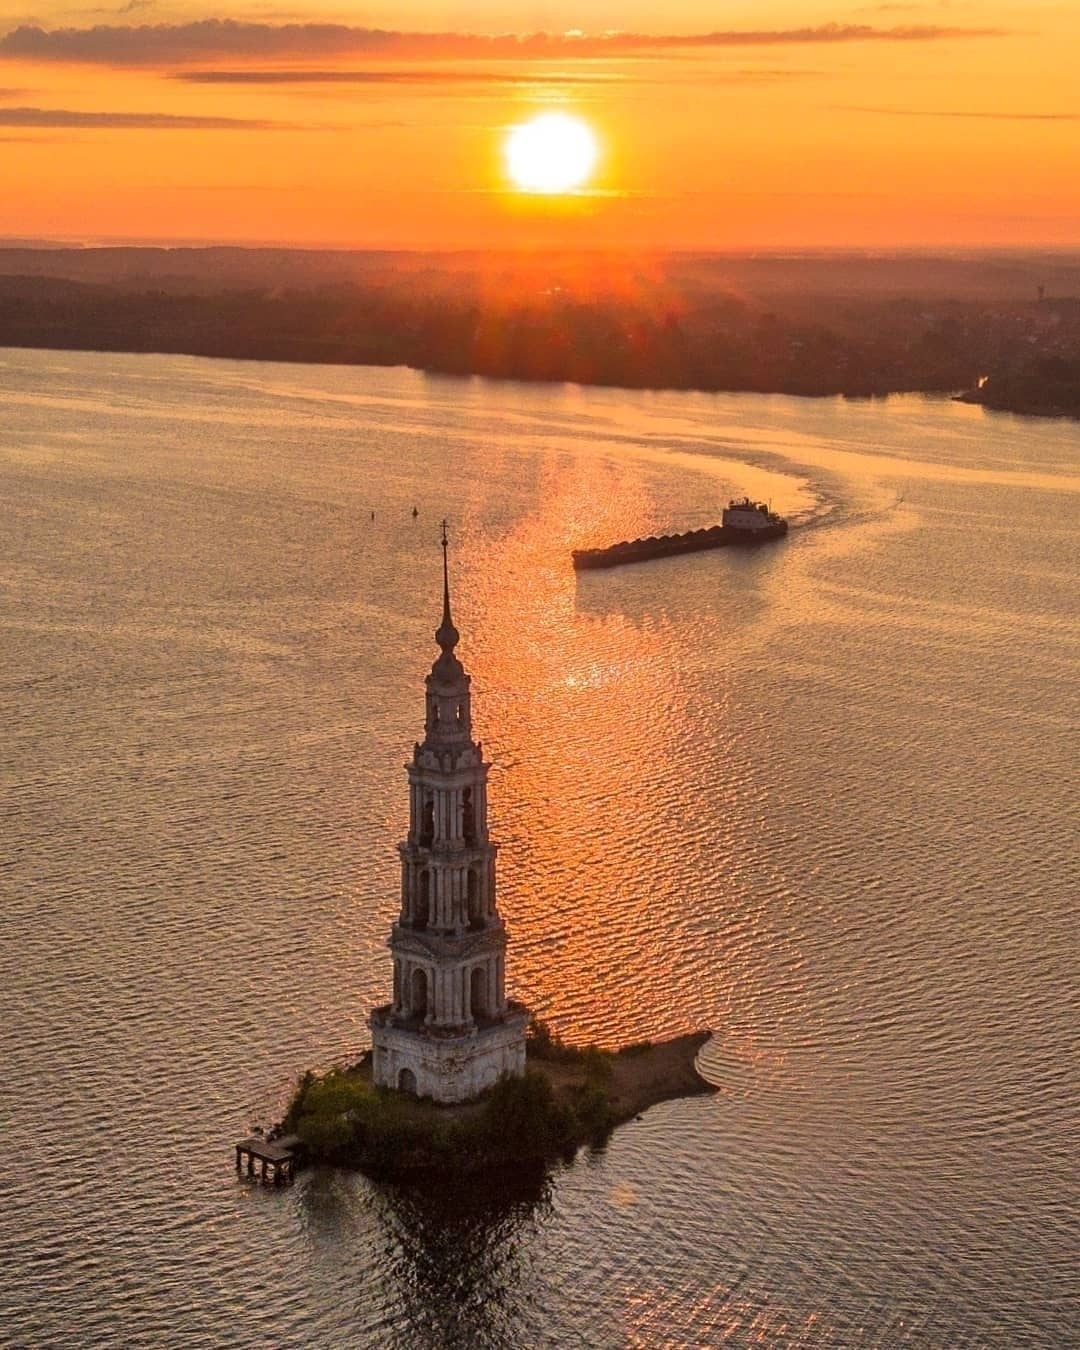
1,349,1077,1348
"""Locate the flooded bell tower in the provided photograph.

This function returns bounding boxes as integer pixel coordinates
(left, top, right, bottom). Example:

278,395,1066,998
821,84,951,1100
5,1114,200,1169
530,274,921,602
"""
369,523,528,1101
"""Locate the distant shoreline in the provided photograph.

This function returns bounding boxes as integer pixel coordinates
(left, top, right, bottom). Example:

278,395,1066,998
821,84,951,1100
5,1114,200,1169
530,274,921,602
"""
11,334,1080,420
953,389,1080,420
0,332,943,401
4,245,1077,417
7,334,1079,420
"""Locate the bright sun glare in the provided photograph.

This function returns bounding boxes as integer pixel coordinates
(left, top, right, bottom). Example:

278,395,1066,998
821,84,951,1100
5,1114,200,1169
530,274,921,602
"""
504,112,598,194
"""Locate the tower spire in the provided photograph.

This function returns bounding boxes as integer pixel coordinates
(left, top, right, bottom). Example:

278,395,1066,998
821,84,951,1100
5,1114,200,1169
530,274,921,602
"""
435,519,459,654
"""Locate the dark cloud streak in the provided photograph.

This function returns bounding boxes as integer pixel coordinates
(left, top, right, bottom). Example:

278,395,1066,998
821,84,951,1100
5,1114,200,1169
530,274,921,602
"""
841,105,1079,121
0,20,1010,67
0,105,290,128
175,67,622,85
174,65,820,87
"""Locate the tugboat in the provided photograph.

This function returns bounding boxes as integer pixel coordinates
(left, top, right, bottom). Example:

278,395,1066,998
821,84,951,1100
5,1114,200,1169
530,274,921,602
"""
571,498,788,571
720,497,788,537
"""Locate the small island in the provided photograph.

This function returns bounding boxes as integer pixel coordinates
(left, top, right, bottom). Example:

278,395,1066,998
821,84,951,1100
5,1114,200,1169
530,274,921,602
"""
280,1023,715,1178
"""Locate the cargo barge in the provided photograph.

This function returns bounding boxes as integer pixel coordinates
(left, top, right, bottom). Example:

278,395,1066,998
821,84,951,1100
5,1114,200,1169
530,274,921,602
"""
572,498,788,571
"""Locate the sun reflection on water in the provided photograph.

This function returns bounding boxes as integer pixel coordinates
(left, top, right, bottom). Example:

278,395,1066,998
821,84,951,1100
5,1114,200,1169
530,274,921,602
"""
443,447,810,1050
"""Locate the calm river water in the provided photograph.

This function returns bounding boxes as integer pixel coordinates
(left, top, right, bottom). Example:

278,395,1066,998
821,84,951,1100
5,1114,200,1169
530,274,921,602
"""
1,348,1077,1348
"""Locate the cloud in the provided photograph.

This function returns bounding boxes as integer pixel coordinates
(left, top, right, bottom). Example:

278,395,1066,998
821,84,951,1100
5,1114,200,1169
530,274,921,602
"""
173,65,819,88
174,67,623,86
859,3,974,10
0,20,1009,67
840,105,1080,120
0,105,291,128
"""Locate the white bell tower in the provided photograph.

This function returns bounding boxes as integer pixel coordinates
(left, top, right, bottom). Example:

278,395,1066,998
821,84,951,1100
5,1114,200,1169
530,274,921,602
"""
370,523,528,1102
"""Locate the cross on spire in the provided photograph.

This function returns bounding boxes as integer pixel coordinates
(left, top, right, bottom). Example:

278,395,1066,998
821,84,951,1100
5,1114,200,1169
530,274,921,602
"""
435,519,459,654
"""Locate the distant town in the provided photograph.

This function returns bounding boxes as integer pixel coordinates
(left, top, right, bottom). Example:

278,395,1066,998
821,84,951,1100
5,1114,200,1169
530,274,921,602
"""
3,247,1079,416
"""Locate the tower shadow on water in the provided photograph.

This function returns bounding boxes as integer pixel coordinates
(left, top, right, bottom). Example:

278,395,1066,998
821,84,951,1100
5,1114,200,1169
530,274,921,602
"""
297,1161,553,1350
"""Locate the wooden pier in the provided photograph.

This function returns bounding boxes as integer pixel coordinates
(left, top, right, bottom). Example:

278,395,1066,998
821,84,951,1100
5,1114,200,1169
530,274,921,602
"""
235,1134,302,1186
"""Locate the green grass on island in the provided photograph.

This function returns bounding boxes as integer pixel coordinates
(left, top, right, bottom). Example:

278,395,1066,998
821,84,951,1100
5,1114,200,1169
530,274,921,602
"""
282,1021,714,1177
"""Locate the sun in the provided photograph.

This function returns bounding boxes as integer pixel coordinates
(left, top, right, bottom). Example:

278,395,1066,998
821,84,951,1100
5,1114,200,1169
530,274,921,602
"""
503,112,599,194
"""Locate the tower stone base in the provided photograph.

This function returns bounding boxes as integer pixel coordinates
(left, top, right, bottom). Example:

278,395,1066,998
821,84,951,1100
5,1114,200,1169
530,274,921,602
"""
370,1004,528,1103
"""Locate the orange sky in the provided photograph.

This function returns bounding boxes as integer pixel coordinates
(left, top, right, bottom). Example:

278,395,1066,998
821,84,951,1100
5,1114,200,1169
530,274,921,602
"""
1,1,1077,250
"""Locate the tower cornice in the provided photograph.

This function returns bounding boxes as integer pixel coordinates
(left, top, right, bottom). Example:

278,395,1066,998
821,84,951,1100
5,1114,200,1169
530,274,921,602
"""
398,839,498,860
389,923,507,961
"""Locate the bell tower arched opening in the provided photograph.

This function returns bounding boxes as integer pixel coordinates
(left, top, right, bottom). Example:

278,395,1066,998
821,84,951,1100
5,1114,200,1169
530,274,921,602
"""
414,869,431,930
410,968,428,1019
462,787,476,845
467,868,482,929
420,797,434,847
470,967,487,1020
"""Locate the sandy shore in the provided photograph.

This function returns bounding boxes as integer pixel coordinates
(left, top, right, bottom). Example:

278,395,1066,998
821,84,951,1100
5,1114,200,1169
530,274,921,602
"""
529,1030,716,1124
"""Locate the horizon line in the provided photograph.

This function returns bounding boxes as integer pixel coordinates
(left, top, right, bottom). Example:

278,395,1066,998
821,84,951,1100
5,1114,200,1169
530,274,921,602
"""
2,237,1079,257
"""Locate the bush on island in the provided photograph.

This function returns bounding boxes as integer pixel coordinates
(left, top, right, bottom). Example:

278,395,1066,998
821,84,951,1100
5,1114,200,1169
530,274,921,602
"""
526,1017,613,1081
283,1060,614,1174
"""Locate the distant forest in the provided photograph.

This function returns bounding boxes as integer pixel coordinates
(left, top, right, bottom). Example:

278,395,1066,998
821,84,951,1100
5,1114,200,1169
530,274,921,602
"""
2,247,1079,415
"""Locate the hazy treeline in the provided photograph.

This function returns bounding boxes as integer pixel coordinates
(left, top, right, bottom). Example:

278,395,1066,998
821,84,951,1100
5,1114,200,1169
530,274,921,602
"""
2,247,1078,412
